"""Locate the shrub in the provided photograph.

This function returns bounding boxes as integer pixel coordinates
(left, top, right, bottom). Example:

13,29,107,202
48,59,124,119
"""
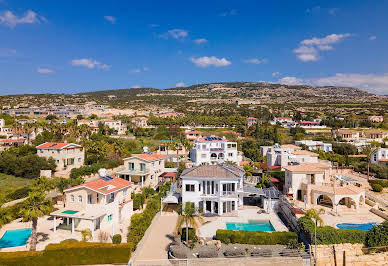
224,247,246,257
365,221,388,247
165,161,175,168
112,234,122,244
132,192,145,210
216,230,297,245
0,242,133,266
169,245,188,259
251,248,272,257
180,228,198,242
287,239,305,250
59,239,78,244
197,246,218,258
371,184,383,192
369,179,388,188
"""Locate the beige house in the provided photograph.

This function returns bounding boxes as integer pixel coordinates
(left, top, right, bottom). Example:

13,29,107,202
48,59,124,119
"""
36,142,85,171
50,175,133,237
335,129,360,141
103,119,127,135
132,117,149,128
116,153,165,187
284,163,365,212
0,138,26,151
363,130,388,142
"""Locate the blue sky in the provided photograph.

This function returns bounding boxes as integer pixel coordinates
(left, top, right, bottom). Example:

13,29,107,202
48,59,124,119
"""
1,0,388,95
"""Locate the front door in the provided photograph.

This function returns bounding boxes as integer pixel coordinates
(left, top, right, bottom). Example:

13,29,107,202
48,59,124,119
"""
95,217,101,230
206,201,211,212
297,190,302,201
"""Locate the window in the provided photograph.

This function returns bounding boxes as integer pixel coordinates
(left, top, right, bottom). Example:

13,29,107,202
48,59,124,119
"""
108,193,114,203
228,153,233,157
108,214,113,222
78,158,81,162
78,195,82,202
185,184,195,192
123,189,127,196
70,195,74,202
128,162,135,170
140,163,146,172
199,183,201,191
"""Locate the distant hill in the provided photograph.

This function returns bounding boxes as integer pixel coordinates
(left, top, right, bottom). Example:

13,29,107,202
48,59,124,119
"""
78,87,161,97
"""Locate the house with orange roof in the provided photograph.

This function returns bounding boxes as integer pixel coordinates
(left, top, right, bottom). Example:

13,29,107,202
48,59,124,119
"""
185,129,202,142
116,151,165,187
265,143,318,169
50,170,133,237
36,142,85,171
0,138,26,151
131,116,149,128
247,117,257,127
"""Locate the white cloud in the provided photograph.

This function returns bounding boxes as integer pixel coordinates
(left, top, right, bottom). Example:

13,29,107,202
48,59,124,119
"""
369,36,376,40
277,76,304,85
313,73,388,94
161,29,188,39
220,9,237,16
294,33,351,62
131,85,141,88
130,67,149,73
0,10,46,28
143,67,149,71
194,38,208,45
104,16,116,24
0,48,16,56
176,82,185,87
243,58,266,64
272,72,280,77
37,68,54,74
70,58,110,70
190,56,231,67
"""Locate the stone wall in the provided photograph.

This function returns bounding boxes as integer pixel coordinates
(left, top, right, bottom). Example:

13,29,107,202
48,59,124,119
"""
314,243,388,266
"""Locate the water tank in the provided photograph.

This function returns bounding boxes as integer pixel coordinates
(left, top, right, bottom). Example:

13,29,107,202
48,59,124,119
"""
98,168,107,177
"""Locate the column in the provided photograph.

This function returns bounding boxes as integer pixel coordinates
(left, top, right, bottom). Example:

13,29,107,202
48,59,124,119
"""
71,218,75,234
91,220,95,239
211,201,214,214
53,216,56,232
218,201,222,216
67,217,69,225
141,176,144,187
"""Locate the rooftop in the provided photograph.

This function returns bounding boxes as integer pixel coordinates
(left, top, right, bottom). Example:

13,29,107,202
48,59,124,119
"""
181,164,244,179
125,153,165,161
36,142,81,149
65,177,132,194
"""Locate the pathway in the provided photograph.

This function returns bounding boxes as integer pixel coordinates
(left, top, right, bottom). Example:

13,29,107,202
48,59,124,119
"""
132,212,179,265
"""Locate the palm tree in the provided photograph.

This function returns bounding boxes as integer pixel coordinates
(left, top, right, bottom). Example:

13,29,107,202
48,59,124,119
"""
362,145,378,181
306,208,325,260
175,202,203,244
20,191,53,251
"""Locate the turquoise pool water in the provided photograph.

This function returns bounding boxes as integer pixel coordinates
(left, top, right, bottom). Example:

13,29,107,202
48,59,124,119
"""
337,222,377,231
0,228,32,248
226,220,275,232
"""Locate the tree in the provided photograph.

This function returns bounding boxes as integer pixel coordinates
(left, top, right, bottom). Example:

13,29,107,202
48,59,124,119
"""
362,145,378,181
175,202,203,244
365,221,388,247
305,208,325,226
19,191,53,251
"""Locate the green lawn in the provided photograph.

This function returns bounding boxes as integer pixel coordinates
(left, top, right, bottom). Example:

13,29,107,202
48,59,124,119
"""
0,173,34,204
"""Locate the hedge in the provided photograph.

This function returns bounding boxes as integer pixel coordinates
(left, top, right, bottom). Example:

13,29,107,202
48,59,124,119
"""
0,242,133,266
297,216,366,244
369,179,388,188
69,161,119,179
371,183,383,192
365,221,388,247
215,230,297,245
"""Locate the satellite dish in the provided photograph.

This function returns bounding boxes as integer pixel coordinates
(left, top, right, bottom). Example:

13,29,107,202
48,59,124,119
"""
143,146,149,153
98,168,107,177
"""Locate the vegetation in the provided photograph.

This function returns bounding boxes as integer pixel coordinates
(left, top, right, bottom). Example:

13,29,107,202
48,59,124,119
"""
0,173,34,205
371,183,383,192
216,230,297,245
365,221,388,247
0,242,133,266
175,202,203,244
112,234,122,244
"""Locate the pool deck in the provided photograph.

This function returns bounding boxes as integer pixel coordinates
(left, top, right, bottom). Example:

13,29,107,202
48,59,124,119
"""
199,207,288,238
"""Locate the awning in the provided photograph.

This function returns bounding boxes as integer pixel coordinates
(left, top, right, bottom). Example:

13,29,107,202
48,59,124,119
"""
243,186,265,197
162,192,180,204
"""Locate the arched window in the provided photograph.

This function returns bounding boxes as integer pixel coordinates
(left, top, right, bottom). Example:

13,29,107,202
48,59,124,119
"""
78,195,82,202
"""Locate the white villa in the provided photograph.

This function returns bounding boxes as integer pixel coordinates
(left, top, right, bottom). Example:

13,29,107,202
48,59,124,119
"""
295,140,332,152
103,119,127,135
181,164,244,216
247,117,258,127
116,152,165,188
50,173,133,237
371,148,388,165
132,117,149,128
189,136,239,166
185,129,202,142
283,163,366,212
262,144,319,168
36,142,85,171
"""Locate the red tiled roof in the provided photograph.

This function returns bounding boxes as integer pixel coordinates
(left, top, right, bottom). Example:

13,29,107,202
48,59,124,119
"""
0,139,25,143
269,177,280,183
66,177,133,194
247,117,257,120
120,199,133,207
268,165,281,170
36,142,71,149
133,153,165,161
278,117,291,119
378,158,388,162
162,172,177,178
239,161,250,166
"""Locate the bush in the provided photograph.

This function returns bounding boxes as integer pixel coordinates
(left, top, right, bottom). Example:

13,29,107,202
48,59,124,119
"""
224,247,246,257
371,183,383,192
215,230,297,245
197,246,218,258
180,228,198,242
365,221,388,247
0,242,133,266
251,248,272,257
369,179,388,188
112,234,122,244
298,215,366,244
132,192,145,210
60,239,79,244
165,161,175,168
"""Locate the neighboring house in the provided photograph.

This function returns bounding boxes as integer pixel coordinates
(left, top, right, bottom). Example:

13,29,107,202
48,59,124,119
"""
298,120,326,128
103,119,127,135
185,129,202,142
295,140,332,152
370,148,388,165
0,138,26,151
132,117,149,128
189,136,239,166
181,164,244,216
116,153,165,187
157,141,188,163
77,119,99,127
368,116,384,123
158,112,183,118
363,130,388,142
50,175,133,237
265,144,319,168
270,117,293,125
335,129,360,141
36,142,85,171
283,162,365,211
247,117,258,127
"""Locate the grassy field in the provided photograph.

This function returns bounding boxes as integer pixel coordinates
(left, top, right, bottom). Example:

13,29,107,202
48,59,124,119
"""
0,173,34,204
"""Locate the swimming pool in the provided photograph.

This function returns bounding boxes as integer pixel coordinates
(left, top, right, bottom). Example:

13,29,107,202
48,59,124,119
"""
0,228,32,248
226,220,275,232
337,222,377,231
